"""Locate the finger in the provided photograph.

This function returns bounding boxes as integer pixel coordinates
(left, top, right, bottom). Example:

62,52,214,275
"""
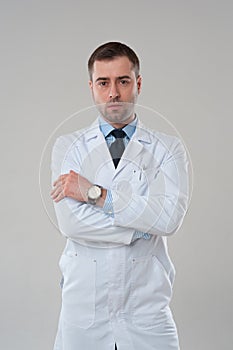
51,183,62,194
50,187,58,196
53,177,66,187
53,190,65,202
50,185,64,199
53,174,68,186
69,170,77,175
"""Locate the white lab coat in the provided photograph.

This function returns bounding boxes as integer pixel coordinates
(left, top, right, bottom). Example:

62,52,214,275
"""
51,118,189,350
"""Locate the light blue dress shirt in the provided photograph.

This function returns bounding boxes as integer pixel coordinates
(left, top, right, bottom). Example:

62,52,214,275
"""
99,116,151,241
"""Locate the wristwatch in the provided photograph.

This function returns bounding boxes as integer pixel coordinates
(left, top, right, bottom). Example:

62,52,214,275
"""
87,184,102,205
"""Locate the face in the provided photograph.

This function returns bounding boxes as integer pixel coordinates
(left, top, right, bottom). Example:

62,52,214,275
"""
89,56,142,127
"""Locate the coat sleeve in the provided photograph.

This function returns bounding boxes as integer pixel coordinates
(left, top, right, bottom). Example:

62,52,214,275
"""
51,135,135,245
111,137,190,236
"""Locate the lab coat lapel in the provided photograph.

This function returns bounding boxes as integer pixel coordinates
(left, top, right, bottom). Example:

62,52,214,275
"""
81,119,116,185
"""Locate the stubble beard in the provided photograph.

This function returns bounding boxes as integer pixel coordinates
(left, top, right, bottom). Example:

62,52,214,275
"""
96,99,137,126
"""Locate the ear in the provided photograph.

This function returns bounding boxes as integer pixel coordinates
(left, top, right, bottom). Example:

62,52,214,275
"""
89,80,93,91
137,75,142,94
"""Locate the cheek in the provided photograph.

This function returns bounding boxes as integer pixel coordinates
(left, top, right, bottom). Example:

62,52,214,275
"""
125,86,138,99
93,89,107,102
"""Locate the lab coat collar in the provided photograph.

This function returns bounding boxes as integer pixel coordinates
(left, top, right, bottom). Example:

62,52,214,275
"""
85,117,153,144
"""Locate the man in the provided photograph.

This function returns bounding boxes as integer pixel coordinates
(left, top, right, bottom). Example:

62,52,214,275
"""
51,42,189,350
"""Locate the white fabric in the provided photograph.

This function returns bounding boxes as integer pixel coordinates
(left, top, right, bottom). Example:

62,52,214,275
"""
51,118,189,349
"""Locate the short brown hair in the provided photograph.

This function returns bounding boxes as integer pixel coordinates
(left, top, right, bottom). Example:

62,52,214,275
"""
88,41,140,80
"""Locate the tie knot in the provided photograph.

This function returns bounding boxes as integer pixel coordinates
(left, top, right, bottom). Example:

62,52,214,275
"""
110,128,126,139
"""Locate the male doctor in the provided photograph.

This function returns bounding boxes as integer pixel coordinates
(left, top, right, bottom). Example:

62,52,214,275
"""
51,42,189,350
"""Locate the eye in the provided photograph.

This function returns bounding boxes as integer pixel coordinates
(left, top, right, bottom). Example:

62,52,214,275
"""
120,79,130,85
98,81,108,87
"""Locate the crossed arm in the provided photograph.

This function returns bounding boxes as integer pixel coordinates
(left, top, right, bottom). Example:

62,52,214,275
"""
50,135,189,245
50,170,107,207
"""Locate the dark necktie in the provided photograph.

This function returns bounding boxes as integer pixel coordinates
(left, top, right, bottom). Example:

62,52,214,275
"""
109,128,126,168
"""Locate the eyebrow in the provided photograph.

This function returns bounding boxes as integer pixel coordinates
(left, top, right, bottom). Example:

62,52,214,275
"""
95,75,132,83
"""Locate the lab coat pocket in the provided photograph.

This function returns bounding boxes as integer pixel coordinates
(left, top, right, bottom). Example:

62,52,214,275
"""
60,253,96,329
131,166,160,193
130,254,172,329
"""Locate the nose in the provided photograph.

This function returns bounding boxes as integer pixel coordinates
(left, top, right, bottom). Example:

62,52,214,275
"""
109,83,120,99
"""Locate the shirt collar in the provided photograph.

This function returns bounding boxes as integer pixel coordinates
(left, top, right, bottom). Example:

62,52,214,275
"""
98,115,138,139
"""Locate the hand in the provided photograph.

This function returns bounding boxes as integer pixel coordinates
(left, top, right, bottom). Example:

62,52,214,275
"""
50,170,91,203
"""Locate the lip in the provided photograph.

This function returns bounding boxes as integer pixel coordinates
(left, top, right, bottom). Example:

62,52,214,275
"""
107,103,123,108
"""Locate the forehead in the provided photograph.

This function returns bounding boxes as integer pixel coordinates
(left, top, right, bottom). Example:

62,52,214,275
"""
92,56,134,79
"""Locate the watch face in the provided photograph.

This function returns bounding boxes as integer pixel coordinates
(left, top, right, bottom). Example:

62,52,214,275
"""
88,185,101,200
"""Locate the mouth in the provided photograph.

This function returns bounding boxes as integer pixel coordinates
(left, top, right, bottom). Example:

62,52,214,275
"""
107,103,123,109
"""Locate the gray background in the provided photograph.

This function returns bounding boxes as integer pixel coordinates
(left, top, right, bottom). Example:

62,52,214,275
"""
1,0,232,349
